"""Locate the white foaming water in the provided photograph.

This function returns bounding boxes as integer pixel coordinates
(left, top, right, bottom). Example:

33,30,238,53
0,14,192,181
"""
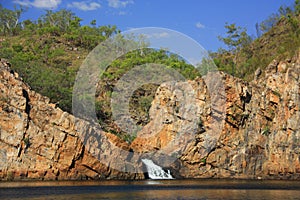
141,159,174,179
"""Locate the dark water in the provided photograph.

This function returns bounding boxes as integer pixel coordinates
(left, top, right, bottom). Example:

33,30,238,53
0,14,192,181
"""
1,179,300,200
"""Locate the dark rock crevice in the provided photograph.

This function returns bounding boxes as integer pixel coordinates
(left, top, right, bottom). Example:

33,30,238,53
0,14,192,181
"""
22,89,31,120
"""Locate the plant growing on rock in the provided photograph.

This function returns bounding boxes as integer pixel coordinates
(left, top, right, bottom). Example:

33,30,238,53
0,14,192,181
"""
261,126,270,136
200,157,207,165
23,136,30,149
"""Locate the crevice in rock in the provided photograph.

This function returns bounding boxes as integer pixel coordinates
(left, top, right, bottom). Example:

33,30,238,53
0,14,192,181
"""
78,144,85,160
81,164,101,174
69,159,76,169
19,89,32,158
22,89,31,120
225,117,239,129
240,88,252,111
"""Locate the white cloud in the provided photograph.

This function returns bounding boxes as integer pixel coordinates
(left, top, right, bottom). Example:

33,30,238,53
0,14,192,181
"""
107,0,133,8
153,32,169,38
12,0,31,6
13,0,62,9
145,32,170,39
196,22,205,29
68,1,101,11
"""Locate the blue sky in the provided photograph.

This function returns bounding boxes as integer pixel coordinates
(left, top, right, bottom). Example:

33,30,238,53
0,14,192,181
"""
1,0,296,51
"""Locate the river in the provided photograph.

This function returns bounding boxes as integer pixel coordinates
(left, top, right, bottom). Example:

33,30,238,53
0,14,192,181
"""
1,179,300,200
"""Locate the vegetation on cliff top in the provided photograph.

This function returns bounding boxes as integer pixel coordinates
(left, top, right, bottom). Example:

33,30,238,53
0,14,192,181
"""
215,0,300,80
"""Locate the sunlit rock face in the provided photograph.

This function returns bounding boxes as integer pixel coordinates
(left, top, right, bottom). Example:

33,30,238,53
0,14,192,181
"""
0,51,300,180
0,59,144,180
131,53,300,180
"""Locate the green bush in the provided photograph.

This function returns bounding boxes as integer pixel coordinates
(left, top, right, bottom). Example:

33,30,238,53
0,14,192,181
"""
12,44,23,52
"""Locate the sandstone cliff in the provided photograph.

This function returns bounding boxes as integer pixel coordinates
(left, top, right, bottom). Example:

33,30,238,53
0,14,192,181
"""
131,52,300,179
0,51,300,180
0,59,143,180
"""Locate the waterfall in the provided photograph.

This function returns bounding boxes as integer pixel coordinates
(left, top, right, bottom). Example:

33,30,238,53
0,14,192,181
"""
141,159,174,179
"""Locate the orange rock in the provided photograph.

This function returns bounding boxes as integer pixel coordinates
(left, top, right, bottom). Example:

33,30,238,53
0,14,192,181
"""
1,55,300,180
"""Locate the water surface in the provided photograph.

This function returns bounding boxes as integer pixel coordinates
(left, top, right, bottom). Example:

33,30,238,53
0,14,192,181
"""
1,179,300,200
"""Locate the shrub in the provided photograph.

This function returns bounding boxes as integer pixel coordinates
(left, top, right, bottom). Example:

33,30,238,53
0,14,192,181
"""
261,126,270,136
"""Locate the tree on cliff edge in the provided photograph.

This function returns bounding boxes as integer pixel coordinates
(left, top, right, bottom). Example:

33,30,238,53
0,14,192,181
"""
218,23,252,76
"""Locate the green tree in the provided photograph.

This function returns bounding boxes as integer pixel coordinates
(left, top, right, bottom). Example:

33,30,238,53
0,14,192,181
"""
218,23,251,51
99,25,118,37
38,9,77,33
294,1,300,15
0,4,25,35
286,0,300,36
259,13,280,34
278,5,293,17
90,19,96,26
218,23,252,75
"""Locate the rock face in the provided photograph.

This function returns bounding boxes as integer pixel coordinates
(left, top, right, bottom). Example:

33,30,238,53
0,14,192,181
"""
131,54,300,179
0,59,144,180
0,52,300,180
